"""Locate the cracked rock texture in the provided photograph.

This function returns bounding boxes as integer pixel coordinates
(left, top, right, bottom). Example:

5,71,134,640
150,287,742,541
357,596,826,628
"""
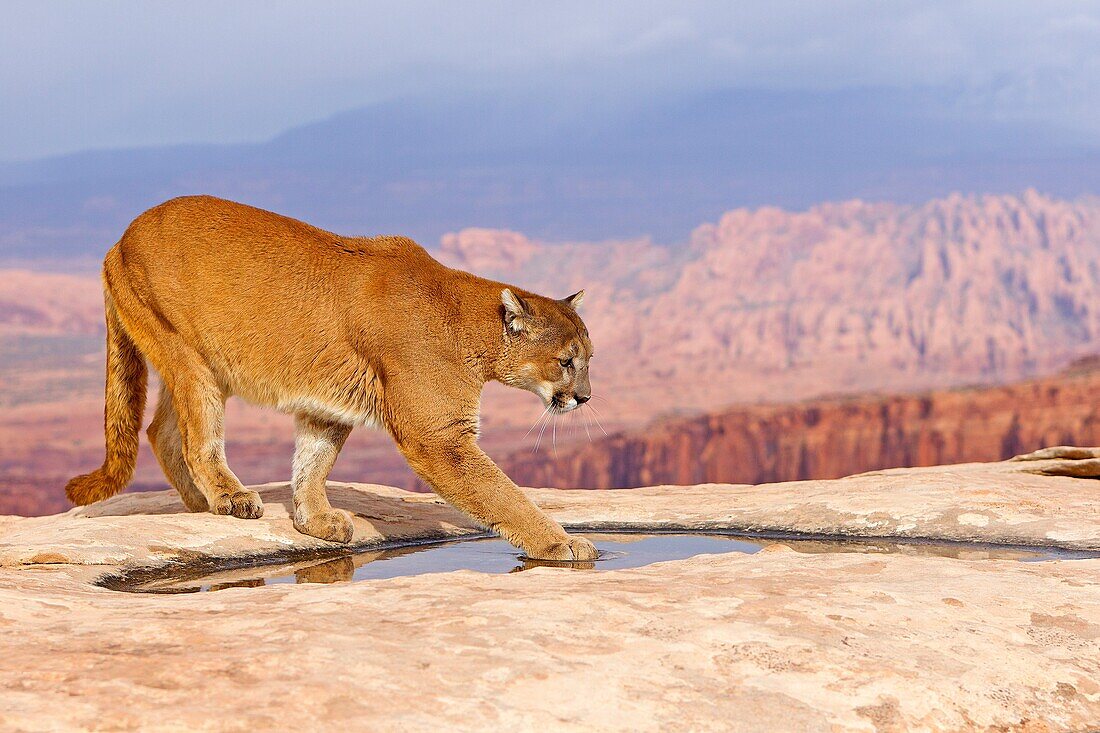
1,459,1098,731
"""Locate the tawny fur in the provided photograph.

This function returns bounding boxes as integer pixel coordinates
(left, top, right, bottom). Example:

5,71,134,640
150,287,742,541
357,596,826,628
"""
64,196,597,561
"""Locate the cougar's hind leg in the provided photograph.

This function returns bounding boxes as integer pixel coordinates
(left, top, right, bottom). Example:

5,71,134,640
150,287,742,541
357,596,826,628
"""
291,413,354,543
147,385,208,512
170,365,263,519
101,253,259,518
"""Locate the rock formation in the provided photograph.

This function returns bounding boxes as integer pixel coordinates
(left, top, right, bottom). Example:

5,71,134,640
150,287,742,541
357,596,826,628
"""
502,360,1100,488
444,190,1100,418
0,268,102,336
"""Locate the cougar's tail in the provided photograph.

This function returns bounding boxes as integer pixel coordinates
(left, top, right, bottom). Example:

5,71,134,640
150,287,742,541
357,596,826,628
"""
65,284,147,505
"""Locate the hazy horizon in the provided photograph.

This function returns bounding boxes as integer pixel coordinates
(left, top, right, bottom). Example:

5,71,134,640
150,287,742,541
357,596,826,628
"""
4,1,1100,162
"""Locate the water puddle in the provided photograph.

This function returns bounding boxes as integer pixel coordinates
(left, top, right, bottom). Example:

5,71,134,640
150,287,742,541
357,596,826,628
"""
118,532,1099,594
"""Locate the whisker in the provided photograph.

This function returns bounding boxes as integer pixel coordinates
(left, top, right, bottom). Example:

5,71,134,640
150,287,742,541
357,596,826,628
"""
533,408,554,453
533,421,546,453
528,413,550,452
581,406,593,442
523,405,552,440
586,403,609,437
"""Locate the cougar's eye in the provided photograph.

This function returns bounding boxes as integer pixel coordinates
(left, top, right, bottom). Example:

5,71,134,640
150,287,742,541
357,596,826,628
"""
559,358,573,369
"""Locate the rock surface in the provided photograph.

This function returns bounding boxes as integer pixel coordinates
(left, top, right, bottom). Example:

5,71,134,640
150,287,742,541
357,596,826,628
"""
1,458,1098,731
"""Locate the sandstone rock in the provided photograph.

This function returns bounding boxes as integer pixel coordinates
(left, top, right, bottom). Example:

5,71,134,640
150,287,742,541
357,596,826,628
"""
0,459,1097,730
438,227,538,272
0,268,103,336
445,190,1100,421
503,361,1100,489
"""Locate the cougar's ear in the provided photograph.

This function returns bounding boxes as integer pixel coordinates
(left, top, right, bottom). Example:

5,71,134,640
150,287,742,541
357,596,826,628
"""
501,288,531,333
562,289,585,310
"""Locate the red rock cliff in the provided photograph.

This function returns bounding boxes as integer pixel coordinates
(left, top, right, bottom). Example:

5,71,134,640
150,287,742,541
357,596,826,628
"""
501,362,1100,488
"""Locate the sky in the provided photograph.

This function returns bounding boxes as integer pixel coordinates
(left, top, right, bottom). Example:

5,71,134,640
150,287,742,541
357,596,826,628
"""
3,1,1100,161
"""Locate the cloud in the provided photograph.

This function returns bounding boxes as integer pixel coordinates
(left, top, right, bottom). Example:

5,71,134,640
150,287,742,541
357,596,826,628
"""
1,1,1098,160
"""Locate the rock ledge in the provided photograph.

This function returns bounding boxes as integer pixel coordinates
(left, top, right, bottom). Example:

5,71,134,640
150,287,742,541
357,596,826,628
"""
1,459,1098,731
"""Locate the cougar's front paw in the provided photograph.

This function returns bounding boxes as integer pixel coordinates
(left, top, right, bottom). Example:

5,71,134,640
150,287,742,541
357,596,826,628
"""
177,487,210,513
294,508,354,544
528,534,599,562
566,535,599,561
210,490,264,519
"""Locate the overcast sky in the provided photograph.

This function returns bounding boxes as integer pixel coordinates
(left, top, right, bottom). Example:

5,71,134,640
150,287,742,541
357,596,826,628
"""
3,1,1099,160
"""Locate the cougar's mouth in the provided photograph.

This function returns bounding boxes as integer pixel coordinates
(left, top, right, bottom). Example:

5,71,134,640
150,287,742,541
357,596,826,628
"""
551,394,579,413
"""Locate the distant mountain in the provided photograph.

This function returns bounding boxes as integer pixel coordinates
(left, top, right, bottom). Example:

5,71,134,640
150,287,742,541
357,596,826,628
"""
3,88,1100,261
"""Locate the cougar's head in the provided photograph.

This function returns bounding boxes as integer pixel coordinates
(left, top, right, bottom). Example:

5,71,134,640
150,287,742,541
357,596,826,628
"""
497,288,593,412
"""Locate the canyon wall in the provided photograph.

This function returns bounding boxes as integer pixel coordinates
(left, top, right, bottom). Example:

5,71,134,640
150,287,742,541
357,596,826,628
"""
501,361,1100,488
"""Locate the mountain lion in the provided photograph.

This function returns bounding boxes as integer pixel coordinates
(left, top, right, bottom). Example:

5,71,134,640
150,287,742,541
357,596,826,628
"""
65,196,598,561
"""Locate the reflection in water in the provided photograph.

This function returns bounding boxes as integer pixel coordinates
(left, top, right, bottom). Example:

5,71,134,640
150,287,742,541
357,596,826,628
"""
209,577,266,592
509,557,597,572
776,539,1048,562
128,533,1096,594
295,556,355,584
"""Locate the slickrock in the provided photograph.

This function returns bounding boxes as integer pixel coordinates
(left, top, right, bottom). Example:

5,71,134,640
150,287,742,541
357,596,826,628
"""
1,458,1098,731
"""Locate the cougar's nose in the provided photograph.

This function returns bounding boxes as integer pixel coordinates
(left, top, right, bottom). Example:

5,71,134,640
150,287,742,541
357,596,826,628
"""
575,394,590,404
